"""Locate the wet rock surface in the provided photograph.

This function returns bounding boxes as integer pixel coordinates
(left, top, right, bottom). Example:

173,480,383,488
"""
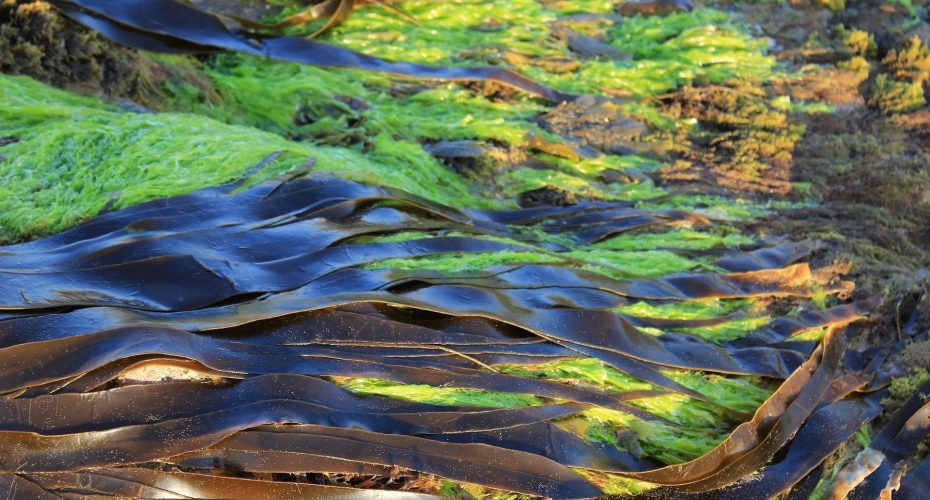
517,185,578,208
538,95,648,155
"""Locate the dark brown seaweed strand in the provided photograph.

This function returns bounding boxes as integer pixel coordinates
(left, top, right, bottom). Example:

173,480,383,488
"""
847,378,930,499
636,397,882,498
609,328,845,486
16,468,438,499
48,0,577,102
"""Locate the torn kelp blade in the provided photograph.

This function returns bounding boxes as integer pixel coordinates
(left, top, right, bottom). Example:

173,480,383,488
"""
8,469,435,499
49,0,576,102
604,329,845,488
897,454,930,500
637,397,881,498
847,378,930,500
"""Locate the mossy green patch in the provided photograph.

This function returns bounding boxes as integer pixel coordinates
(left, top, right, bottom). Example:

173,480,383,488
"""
334,377,543,408
566,249,710,278
540,9,773,97
365,251,563,273
619,299,755,320
0,74,311,242
336,356,772,465
869,73,927,113
881,367,930,415
499,165,667,202
1,70,530,243
593,228,755,251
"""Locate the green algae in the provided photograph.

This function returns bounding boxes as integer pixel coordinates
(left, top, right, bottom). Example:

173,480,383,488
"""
539,9,773,96
1,70,531,242
0,2,848,493
619,299,755,320
0,74,314,242
0,0,794,244
636,316,772,343
362,243,712,280
567,249,710,278
499,165,667,202
593,228,755,251
881,367,930,415
500,358,654,394
870,73,927,113
365,251,563,273
575,470,658,496
641,194,813,220
620,300,768,343
336,356,773,465
335,377,544,408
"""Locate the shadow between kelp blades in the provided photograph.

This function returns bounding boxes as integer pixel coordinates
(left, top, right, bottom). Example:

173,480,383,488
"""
48,0,576,102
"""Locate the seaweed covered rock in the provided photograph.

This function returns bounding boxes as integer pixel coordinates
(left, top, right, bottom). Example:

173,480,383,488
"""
424,140,520,180
0,0,164,105
538,95,648,155
517,185,577,208
658,79,803,194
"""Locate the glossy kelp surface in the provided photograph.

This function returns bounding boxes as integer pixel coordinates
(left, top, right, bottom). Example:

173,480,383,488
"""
0,176,882,497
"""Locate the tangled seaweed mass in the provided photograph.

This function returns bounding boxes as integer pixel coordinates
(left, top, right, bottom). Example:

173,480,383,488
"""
0,175,920,498
4,0,930,498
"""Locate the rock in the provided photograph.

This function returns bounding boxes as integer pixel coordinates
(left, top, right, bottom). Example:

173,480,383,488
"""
617,0,695,17
615,429,644,459
550,22,630,60
599,168,653,185
538,95,649,155
425,140,513,179
517,186,577,208
425,140,488,159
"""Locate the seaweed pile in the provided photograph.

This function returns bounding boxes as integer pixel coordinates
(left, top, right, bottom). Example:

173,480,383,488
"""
0,175,901,498
4,0,930,497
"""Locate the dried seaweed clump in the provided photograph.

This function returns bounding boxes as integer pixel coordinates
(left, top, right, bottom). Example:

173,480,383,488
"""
869,36,930,113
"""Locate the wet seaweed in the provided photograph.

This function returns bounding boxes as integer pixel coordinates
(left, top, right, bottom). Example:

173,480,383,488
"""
46,0,575,101
0,175,884,497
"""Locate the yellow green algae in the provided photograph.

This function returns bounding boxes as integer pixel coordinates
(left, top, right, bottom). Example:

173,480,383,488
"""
0,2,797,241
338,357,774,467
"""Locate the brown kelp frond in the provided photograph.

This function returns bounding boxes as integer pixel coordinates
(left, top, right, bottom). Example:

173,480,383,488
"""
229,0,418,36
42,0,574,101
0,175,888,497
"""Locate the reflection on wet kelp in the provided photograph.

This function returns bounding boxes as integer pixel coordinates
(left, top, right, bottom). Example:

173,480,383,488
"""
0,176,889,497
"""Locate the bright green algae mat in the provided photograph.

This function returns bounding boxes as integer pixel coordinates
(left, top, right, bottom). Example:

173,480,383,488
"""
0,4,781,242
0,2,827,495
